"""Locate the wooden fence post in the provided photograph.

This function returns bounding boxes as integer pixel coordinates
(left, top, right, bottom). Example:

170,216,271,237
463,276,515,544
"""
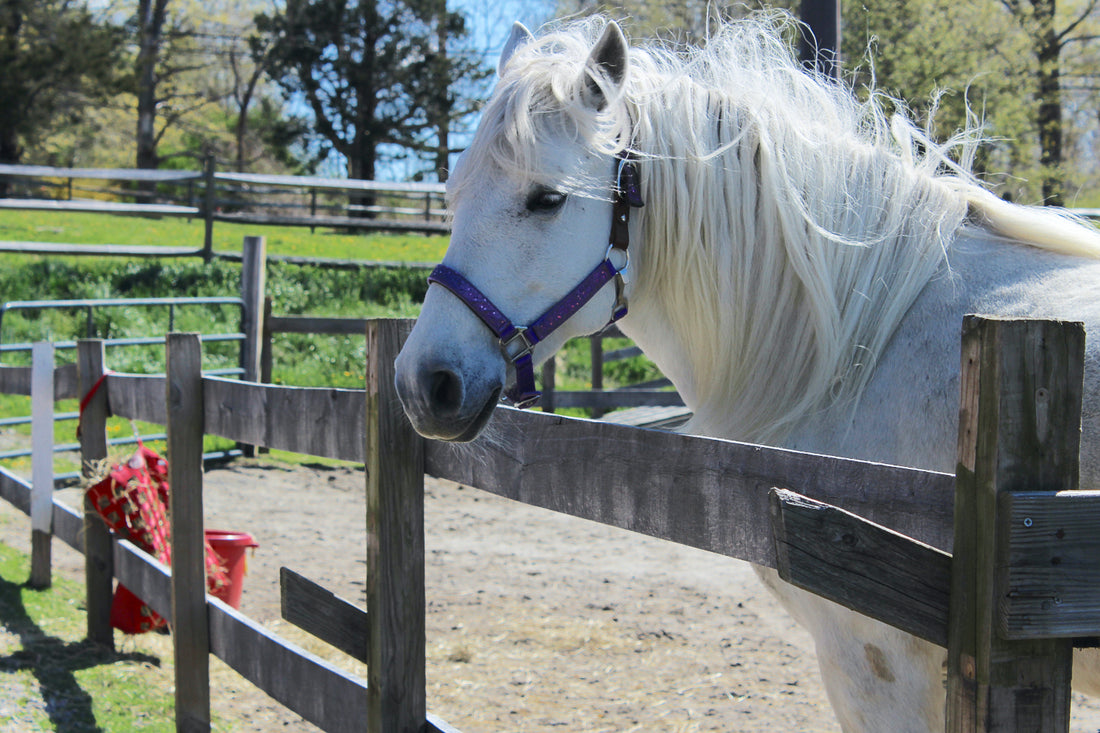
201,155,215,262
590,336,605,419
540,359,556,414
240,235,267,385
77,338,114,649
167,332,211,732
29,342,54,588
365,318,426,733
239,235,267,458
946,316,1082,732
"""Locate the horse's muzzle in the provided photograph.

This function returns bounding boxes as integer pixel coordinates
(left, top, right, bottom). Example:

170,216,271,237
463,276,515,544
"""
394,363,502,442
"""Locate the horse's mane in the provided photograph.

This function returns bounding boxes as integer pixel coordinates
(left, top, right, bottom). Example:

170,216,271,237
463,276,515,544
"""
451,13,1100,443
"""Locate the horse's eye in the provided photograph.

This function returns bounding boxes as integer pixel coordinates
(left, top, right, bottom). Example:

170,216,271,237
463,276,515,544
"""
525,188,566,212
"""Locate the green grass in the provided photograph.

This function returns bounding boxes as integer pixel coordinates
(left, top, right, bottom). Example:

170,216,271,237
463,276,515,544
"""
0,538,179,731
0,209,450,262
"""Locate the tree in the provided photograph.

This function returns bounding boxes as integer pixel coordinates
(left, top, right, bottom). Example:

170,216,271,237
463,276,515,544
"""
257,0,490,188
0,1,124,172
999,0,1099,204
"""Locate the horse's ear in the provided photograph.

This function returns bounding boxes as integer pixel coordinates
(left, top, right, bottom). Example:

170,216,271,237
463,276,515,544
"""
581,22,629,110
498,22,535,76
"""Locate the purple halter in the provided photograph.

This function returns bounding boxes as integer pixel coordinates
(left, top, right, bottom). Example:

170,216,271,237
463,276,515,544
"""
427,155,644,408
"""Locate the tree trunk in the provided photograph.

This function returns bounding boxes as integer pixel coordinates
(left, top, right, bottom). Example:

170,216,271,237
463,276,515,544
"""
1032,0,1064,206
135,0,169,190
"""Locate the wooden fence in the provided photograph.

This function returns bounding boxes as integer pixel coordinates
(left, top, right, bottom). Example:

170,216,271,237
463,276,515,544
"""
1,313,1098,731
262,309,686,423
0,162,449,261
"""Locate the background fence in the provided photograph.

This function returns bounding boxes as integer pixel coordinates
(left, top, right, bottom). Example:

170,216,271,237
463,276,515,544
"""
0,161,450,262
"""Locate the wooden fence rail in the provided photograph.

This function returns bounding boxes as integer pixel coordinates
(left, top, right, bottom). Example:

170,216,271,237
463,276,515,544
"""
0,162,450,261
0,315,1096,732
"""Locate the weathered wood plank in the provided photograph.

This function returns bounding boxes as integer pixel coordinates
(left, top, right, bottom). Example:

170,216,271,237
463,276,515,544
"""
107,373,167,425
0,198,198,216
946,317,1081,733
202,377,365,461
114,539,173,621
280,567,368,663
548,389,685,409
770,488,952,647
213,170,442,193
366,319,426,732
0,163,201,181
208,598,368,733
267,315,370,335
51,499,83,553
425,407,956,569
55,363,79,400
0,465,30,516
0,365,31,395
0,241,202,258
167,333,211,731
214,211,450,233
78,339,113,649
997,490,1100,639
0,466,83,553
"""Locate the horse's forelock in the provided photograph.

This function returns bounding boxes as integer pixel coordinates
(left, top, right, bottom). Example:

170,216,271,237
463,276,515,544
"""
449,19,634,206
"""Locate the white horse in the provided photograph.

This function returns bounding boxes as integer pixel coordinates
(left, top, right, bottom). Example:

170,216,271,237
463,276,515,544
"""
394,14,1100,732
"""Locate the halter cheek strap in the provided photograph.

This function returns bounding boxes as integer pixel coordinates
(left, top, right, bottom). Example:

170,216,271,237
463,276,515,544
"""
427,154,643,409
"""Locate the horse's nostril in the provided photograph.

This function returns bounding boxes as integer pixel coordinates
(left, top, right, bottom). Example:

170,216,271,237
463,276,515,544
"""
428,369,463,413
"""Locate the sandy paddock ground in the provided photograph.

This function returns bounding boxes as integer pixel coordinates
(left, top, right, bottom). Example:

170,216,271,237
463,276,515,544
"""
2,458,1100,731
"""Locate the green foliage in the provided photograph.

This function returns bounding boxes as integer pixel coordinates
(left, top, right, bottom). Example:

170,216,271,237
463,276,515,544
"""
0,0,127,166
257,0,491,181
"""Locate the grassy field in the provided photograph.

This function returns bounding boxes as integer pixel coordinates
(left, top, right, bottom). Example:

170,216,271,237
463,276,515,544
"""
0,209,449,262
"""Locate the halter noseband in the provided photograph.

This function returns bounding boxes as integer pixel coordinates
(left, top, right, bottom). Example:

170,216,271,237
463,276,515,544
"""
427,154,644,408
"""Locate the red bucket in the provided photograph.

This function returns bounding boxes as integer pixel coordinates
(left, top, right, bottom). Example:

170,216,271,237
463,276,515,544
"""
205,530,259,609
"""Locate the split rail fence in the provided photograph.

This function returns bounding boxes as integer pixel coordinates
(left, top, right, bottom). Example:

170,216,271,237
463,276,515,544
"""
0,310,1098,731
0,162,449,262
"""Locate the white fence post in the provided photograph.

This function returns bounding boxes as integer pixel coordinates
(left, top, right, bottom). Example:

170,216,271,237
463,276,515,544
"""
29,341,54,588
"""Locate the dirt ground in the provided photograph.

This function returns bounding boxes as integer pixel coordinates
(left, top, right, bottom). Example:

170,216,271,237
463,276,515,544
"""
3,457,1100,732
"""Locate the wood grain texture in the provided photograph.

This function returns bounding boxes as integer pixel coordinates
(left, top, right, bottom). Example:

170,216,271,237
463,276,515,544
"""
267,315,369,335
107,373,167,425
280,567,368,663
113,539,172,620
366,319,426,733
0,465,30,515
425,407,956,569
167,333,211,732
547,389,685,409
997,490,1100,639
77,339,113,648
239,236,267,385
770,488,952,647
208,598,368,733
946,317,1082,733
202,377,365,461
0,362,77,398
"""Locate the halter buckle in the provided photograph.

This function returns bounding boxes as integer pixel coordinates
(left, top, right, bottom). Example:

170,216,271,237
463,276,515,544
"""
605,243,630,284
500,327,535,361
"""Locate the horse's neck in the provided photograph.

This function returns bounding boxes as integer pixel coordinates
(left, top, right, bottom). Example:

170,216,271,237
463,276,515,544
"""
621,227,1100,464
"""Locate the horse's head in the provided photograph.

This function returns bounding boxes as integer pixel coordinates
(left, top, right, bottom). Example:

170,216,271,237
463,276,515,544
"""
395,20,640,441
